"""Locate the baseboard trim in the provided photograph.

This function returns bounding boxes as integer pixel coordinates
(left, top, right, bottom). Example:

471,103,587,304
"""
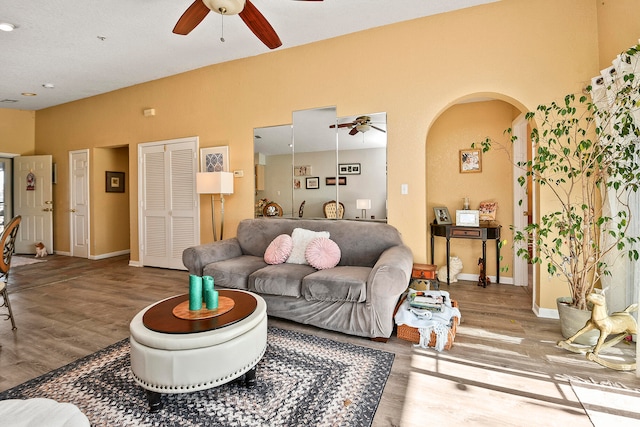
534,303,560,319
54,250,71,256
456,273,514,285
89,249,130,261
128,260,143,267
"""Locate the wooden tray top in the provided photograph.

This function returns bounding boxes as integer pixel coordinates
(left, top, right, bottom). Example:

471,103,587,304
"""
172,296,235,320
142,290,257,334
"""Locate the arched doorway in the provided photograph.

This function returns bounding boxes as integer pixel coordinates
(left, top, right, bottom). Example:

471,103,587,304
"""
425,96,534,302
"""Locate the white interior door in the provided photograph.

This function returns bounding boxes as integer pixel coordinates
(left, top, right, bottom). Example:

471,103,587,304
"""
0,158,13,232
70,150,90,258
512,114,529,286
13,155,53,254
139,137,199,270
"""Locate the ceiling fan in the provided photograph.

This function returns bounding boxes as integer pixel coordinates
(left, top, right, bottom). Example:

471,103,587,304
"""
173,0,322,50
330,116,387,136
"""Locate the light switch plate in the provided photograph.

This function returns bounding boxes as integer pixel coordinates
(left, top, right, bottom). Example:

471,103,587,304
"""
401,184,408,195
233,170,244,177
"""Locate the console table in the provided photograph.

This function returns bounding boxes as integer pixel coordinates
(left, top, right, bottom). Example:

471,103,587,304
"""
430,223,501,285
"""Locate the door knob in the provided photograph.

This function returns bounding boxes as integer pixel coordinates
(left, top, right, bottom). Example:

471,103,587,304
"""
71,209,76,213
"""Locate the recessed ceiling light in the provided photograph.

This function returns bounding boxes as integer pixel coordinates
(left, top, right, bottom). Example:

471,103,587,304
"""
21,92,37,97
0,22,15,32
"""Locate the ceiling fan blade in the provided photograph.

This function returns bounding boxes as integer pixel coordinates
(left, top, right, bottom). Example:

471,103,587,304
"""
329,123,354,129
349,127,359,136
239,0,282,49
371,125,387,133
173,0,211,35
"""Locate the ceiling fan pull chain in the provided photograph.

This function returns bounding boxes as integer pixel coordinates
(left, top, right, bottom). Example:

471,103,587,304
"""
220,14,225,42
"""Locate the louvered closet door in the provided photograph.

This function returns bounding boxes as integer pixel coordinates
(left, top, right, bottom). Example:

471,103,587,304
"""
140,138,199,270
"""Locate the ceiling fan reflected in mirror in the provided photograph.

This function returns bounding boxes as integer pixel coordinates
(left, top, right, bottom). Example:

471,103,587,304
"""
173,0,323,50
330,116,387,136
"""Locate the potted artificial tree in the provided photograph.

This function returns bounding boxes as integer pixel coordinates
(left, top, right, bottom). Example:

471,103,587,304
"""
478,44,640,344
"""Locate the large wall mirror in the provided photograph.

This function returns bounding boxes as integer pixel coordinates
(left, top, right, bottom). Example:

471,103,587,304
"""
254,107,387,220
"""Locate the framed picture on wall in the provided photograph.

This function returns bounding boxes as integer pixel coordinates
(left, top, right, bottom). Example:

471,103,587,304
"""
459,149,482,173
306,177,319,189
326,177,347,186
338,163,361,175
294,165,312,176
106,171,125,193
200,146,229,172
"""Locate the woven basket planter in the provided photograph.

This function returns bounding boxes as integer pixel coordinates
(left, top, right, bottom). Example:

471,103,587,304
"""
396,300,459,350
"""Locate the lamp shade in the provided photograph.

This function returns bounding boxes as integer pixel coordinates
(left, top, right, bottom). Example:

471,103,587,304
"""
356,199,371,210
196,172,234,195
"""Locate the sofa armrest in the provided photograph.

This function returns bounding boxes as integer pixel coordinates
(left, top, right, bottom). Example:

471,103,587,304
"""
182,238,243,276
368,244,413,301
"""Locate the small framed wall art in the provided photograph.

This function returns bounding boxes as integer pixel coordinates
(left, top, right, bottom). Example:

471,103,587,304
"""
106,171,125,193
325,176,347,186
201,146,229,172
338,163,361,175
294,165,312,176
306,177,320,189
459,149,482,173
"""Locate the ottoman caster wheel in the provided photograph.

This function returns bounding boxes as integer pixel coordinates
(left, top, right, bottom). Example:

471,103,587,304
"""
146,390,163,412
244,366,257,387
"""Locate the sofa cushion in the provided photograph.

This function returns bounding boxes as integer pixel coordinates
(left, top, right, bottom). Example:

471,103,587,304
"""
202,255,267,290
264,234,293,265
302,266,370,303
305,237,341,270
236,219,404,268
249,264,316,297
286,228,330,265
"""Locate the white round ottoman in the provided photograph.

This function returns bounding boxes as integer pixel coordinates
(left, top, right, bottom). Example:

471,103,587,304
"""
0,398,90,427
129,290,267,411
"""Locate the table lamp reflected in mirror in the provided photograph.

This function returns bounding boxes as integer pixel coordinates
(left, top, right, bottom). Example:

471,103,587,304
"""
356,199,371,219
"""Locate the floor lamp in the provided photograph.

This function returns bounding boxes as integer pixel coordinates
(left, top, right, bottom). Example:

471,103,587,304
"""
196,172,234,241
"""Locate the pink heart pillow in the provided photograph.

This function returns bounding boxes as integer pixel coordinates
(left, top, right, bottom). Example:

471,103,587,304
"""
264,234,293,265
305,237,341,270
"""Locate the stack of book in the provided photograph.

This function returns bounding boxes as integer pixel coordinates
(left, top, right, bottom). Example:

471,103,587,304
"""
408,291,445,312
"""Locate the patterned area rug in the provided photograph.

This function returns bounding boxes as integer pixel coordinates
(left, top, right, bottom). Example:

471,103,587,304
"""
0,327,394,426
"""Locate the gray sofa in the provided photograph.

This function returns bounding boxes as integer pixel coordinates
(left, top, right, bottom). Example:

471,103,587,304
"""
182,218,413,340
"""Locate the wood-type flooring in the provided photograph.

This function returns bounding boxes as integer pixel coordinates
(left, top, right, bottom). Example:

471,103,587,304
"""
1,254,638,426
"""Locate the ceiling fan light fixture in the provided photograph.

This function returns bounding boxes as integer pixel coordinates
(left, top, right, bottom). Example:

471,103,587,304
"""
0,22,15,32
204,0,246,15
356,124,371,133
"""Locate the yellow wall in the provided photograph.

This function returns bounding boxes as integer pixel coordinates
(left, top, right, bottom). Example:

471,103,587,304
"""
28,0,640,309
0,109,35,155
596,0,640,69
92,147,130,256
427,100,520,279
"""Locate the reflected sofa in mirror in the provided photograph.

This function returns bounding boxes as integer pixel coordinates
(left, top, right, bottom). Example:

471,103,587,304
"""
254,108,387,220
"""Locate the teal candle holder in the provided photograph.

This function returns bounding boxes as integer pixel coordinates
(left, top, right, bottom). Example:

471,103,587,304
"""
209,289,219,310
189,275,203,311
203,276,214,308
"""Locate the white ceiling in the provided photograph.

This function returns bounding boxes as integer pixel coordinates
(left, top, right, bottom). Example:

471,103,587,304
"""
1,0,497,111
